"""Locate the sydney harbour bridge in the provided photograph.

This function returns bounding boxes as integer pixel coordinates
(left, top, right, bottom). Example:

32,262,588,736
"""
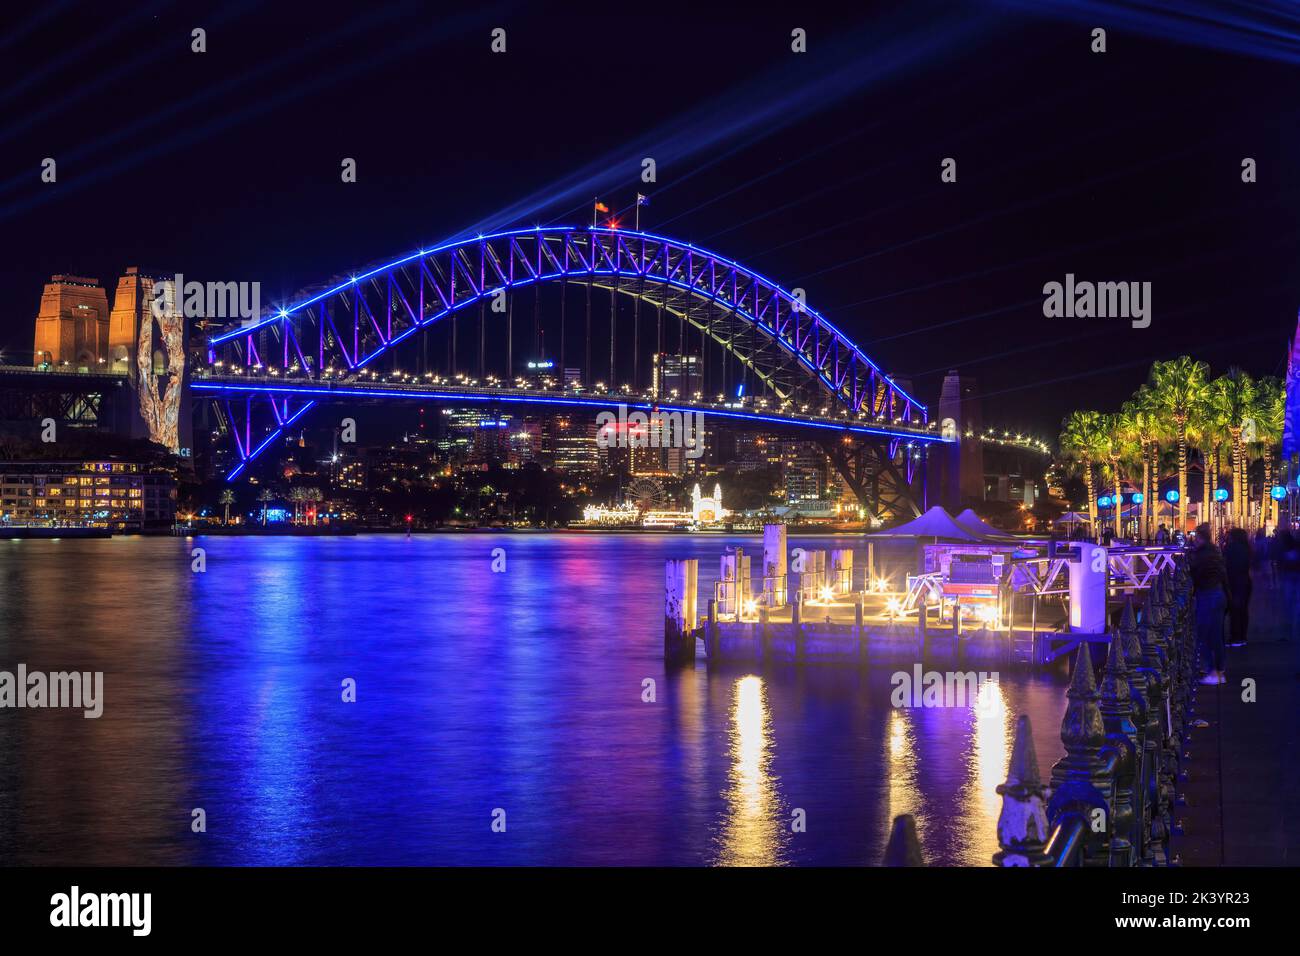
5,225,957,520
196,226,952,518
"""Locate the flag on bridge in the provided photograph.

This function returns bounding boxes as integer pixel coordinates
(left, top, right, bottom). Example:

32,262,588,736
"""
594,201,609,212
636,193,648,205
1282,312,1300,460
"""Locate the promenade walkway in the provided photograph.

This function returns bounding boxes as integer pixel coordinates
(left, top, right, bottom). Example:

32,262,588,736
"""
1176,569,1300,865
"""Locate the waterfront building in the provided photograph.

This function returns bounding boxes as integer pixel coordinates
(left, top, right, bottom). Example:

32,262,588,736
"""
0,460,176,530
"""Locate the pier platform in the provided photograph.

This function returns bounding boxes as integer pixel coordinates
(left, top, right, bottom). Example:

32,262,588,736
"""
703,600,1085,669
1176,570,1300,865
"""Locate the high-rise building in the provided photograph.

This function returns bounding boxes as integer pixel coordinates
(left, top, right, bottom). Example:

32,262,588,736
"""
652,353,701,400
734,432,782,471
33,275,110,368
507,420,544,466
550,415,599,475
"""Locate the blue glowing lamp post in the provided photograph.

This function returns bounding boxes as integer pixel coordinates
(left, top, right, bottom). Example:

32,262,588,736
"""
1165,490,1179,503
1132,492,1144,504
1271,485,1287,501
1213,488,1229,503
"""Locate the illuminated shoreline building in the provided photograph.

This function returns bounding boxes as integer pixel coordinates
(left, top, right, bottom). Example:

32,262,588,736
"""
0,460,177,531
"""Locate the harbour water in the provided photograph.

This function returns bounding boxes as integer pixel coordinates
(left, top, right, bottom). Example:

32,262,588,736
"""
0,533,1069,866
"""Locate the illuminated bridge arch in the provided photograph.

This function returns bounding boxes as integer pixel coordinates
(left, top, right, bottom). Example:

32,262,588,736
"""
201,226,937,482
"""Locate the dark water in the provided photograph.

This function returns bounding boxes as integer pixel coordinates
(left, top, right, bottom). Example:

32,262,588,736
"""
0,533,1069,866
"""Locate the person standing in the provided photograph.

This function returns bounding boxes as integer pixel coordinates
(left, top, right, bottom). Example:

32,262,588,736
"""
1188,523,1231,684
1277,529,1300,642
1223,527,1252,648
1156,524,1168,545
1269,526,1287,590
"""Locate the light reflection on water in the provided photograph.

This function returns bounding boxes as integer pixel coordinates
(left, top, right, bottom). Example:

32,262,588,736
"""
716,675,787,866
0,534,1068,866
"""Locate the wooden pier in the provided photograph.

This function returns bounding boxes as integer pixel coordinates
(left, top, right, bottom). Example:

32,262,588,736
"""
665,523,1124,670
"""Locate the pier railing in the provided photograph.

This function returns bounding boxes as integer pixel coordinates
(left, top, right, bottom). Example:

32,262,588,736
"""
882,559,1196,867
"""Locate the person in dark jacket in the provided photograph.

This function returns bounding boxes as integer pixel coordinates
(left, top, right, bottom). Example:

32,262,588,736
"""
1188,523,1231,684
1277,528,1300,642
1223,527,1252,648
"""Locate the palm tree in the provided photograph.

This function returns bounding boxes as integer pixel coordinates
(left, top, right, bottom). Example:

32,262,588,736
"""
1121,390,1159,540
1251,376,1284,528
289,487,307,525
1209,367,1257,527
1187,409,1215,534
219,489,235,526
257,488,274,527
1099,412,1128,537
305,487,323,525
1148,357,1210,532
1060,410,1108,531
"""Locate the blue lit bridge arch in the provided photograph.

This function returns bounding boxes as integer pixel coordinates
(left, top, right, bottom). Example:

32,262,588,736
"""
197,226,951,517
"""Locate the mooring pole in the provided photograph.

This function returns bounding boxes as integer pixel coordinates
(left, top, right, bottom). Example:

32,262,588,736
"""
664,558,698,666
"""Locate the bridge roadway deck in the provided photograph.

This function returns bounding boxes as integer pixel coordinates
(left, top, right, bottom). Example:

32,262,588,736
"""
1175,569,1300,865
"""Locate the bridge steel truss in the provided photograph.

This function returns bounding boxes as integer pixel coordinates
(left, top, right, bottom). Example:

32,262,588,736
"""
0,366,129,433
204,226,944,514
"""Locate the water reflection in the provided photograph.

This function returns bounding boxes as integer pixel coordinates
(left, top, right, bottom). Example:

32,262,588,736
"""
715,675,787,866
0,535,1069,866
967,678,1011,864
885,708,923,846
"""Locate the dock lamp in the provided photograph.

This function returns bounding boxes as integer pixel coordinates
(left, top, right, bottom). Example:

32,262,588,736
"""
1213,488,1229,502
1271,486,1287,501
1131,493,1144,504
1165,490,1180,503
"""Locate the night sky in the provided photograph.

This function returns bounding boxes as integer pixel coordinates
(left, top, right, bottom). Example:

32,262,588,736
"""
3,0,1298,439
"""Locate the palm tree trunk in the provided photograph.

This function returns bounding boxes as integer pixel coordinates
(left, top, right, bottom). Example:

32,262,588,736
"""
1140,447,1150,542
1085,463,1097,533
1111,456,1122,537
1177,424,1188,533
1266,456,1277,527
1206,447,1216,538
1202,448,1213,536
1230,430,1242,527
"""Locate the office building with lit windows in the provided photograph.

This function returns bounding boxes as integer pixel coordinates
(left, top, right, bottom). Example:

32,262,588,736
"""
0,460,176,531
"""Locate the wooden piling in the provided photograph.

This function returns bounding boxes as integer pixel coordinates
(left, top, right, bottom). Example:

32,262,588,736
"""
855,595,867,666
763,523,787,607
830,547,853,595
792,592,805,664
664,558,698,666
719,548,750,618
